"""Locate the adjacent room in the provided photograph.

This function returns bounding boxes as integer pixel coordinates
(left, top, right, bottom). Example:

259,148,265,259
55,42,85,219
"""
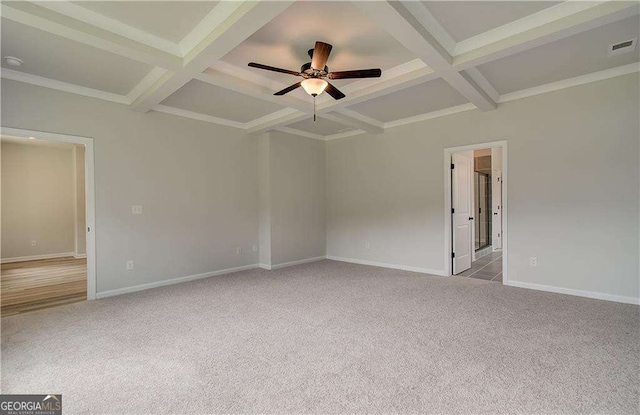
1,136,87,316
1,1,638,414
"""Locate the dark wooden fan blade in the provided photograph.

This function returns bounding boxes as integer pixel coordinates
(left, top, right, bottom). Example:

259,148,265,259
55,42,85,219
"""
248,62,300,76
328,68,382,80
274,82,302,96
325,82,345,100
311,41,333,70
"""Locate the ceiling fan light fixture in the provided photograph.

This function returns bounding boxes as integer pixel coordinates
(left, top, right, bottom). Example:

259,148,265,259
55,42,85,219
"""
301,78,328,96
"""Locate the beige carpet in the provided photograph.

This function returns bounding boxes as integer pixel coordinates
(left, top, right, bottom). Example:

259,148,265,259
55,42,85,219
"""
2,260,639,414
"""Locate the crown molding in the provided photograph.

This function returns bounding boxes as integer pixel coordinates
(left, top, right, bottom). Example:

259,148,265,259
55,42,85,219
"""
152,105,244,129
498,62,640,103
1,68,129,104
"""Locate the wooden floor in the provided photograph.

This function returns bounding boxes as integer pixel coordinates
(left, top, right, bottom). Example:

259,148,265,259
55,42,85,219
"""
1,257,87,317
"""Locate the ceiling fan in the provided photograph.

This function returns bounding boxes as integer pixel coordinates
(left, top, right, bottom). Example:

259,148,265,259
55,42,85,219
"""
248,41,381,120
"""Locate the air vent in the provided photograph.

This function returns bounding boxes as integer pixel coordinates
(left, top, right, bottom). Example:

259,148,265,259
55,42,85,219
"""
608,38,637,57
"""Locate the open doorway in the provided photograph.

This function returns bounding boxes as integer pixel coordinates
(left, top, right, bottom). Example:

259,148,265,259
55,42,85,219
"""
444,141,507,283
1,128,96,316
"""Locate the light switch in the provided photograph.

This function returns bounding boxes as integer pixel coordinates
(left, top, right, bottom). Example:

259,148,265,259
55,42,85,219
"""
132,205,143,215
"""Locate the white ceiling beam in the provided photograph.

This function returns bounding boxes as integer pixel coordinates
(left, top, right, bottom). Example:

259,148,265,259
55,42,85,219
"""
32,0,181,56
322,111,384,135
453,1,640,70
197,68,310,112
152,105,244,129
1,68,129,104
130,1,293,112
354,0,496,111
275,127,326,141
398,1,456,56
178,2,247,56
246,109,308,135
1,2,181,70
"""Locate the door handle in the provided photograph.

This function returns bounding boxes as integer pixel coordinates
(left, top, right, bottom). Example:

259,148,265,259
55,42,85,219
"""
469,217,474,221
494,212,498,215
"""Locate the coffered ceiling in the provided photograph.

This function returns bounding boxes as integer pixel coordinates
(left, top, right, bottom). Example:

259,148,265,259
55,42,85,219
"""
1,1,638,140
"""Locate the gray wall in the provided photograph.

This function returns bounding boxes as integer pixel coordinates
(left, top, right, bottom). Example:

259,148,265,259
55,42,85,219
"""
2,79,259,294
1,141,76,259
326,74,639,301
259,131,326,266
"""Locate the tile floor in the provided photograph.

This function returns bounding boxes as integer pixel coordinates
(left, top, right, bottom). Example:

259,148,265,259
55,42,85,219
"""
456,250,502,282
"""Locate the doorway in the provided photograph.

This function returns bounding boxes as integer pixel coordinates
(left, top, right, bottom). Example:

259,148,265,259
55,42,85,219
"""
1,127,96,316
444,141,507,283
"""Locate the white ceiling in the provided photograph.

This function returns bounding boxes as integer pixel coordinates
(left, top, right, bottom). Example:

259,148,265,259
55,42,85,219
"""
0,1,638,138
71,1,219,43
161,80,285,123
424,1,561,42
478,16,640,94
347,79,468,122
1,18,151,94
221,1,414,87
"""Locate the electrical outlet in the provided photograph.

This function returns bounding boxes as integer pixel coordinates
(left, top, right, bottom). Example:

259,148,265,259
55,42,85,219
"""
529,257,537,267
252,245,258,253
31,240,36,247
126,260,134,270
236,247,242,255
131,205,143,215
365,242,371,249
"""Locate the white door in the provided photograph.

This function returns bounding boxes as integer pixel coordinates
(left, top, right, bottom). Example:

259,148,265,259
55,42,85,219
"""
492,169,503,250
452,153,473,274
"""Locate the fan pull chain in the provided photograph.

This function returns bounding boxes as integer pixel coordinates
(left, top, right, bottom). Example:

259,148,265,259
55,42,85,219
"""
313,96,317,122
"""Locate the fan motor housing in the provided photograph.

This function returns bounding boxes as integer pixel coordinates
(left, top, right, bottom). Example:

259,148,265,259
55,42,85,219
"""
300,62,328,78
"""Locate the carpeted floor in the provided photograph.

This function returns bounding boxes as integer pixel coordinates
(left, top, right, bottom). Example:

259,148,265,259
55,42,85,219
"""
2,260,639,414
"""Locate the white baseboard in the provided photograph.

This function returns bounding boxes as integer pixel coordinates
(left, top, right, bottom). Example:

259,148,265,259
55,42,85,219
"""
327,255,446,276
96,263,259,299
269,256,326,270
1,252,75,264
74,253,87,259
505,280,640,305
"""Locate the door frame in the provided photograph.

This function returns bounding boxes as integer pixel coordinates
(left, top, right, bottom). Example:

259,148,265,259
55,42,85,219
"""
443,140,508,283
1,126,97,300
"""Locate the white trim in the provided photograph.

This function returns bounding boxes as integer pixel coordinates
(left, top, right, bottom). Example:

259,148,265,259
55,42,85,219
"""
1,127,97,301
354,1,496,111
453,1,640,70
1,252,75,264
505,280,640,306
323,111,384,135
74,254,87,260
178,1,247,56
267,256,327,270
126,68,170,104
152,105,244,129
444,141,508,285
327,256,446,276
398,0,456,55
0,3,180,70
1,69,129,104
499,62,640,103
96,264,259,299
453,1,606,56
275,127,325,141
34,0,181,56
324,129,367,142
385,103,477,129
465,68,501,103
